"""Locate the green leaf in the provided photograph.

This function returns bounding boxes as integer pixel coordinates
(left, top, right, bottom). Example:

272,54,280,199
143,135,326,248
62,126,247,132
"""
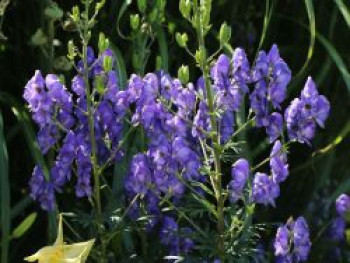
156,26,169,72
255,0,275,56
0,111,10,263
191,193,217,218
12,212,37,239
294,0,316,79
30,29,48,46
110,44,127,90
316,31,350,93
44,2,63,20
0,92,49,180
116,0,133,39
335,0,350,28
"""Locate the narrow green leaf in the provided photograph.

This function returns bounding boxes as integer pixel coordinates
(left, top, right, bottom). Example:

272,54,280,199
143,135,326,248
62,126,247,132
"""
279,15,350,93
255,0,275,57
110,44,127,90
0,91,49,180
156,26,169,72
12,212,37,239
316,31,350,92
295,0,316,79
191,193,217,218
0,111,10,263
335,0,350,28
116,0,133,39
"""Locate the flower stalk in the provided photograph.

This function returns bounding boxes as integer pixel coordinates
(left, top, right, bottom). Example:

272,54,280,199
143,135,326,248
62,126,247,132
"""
192,0,225,259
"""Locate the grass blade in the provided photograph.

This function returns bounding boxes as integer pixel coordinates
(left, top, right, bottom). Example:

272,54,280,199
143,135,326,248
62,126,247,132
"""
335,0,350,28
255,0,275,57
278,15,350,94
0,111,10,263
0,91,49,180
11,212,37,239
110,43,128,90
294,0,316,79
156,26,169,72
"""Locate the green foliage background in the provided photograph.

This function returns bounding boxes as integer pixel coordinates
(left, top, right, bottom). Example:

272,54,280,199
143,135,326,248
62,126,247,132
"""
0,0,349,262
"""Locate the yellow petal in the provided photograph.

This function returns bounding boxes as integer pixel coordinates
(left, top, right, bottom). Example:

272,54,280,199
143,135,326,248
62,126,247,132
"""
24,252,40,262
62,239,95,262
54,214,64,246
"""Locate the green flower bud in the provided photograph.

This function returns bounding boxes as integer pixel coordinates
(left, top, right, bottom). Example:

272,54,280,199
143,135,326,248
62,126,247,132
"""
219,22,231,46
67,40,76,60
95,0,106,12
98,32,109,54
44,2,63,21
137,0,147,13
178,65,189,84
71,6,80,22
179,0,191,20
103,56,113,72
94,75,105,95
175,32,188,48
130,14,140,31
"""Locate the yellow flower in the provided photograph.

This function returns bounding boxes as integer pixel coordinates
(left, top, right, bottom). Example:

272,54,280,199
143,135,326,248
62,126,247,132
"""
24,214,95,263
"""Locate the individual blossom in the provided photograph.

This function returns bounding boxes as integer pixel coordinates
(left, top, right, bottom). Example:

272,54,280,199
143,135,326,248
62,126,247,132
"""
159,216,180,254
29,166,55,211
293,217,312,262
274,217,311,263
266,112,283,143
24,214,94,263
274,226,290,257
228,158,249,202
266,45,291,108
270,140,289,183
335,194,350,216
252,172,280,206
328,217,346,242
220,110,235,144
125,153,153,196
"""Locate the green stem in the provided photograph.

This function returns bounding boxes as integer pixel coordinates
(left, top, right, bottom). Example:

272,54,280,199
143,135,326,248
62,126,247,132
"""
81,0,105,262
193,0,225,259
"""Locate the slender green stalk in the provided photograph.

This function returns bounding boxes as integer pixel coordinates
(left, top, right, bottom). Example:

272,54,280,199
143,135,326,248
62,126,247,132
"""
192,0,225,259
80,0,104,261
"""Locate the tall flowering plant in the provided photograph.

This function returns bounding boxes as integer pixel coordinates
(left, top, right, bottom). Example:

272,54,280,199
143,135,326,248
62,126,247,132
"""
22,0,336,262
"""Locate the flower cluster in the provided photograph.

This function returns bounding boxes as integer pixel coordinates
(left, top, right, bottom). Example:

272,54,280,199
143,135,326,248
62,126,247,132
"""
25,48,126,210
274,216,311,262
124,72,202,253
228,140,288,207
249,45,291,142
285,77,330,144
24,44,330,258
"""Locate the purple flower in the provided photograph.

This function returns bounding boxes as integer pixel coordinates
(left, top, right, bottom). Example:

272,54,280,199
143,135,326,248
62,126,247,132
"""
274,217,311,262
228,158,249,202
293,217,311,261
335,194,350,216
220,110,234,144
252,172,280,206
274,226,290,257
125,154,153,196
210,54,230,80
270,140,289,183
267,45,291,108
160,216,179,247
266,112,283,142
29,166,55,211
328,217,345,241
285,77,330,144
